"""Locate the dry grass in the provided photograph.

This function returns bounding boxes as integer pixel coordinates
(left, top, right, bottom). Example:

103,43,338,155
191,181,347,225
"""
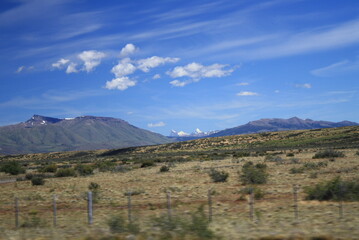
0,148,358,239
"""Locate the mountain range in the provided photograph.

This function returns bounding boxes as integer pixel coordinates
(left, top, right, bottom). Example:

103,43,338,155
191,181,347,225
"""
207,117,358,137
0,115,172,154
0,115,357,155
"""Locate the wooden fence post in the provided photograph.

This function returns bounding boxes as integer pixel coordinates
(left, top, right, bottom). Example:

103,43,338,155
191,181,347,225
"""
339,183,344,219
15,197,19,228
87,191,93,225
167,191,172,221
208,189,213,222
293,184,299,223
249,188,254,222
127,191,132,223
53,195,57,227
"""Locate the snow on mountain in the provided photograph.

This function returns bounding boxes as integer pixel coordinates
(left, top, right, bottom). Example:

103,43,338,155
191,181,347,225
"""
170,128,218,137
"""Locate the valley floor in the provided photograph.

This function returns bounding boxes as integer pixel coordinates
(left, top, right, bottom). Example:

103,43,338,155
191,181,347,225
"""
0,148,358,239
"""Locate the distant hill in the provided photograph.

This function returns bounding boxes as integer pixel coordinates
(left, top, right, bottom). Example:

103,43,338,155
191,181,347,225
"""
208,117,358,137
0,115,173,154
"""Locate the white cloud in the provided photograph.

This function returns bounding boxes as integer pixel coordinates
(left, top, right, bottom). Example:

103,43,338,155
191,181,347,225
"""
78,50,106,72
153,74,161,79
170,80,189,87
52,58,70,69
111,58,136,77
295,83,312,89
16,66,25,73
66,63,78,73
311,59,359,77
105,76,136,91
120,43,138,57
237,91,259,96
237,82,249,86
137,56,179,72
167,62,233,81
274,90,280,93
148,121,166,127
242,18,359,60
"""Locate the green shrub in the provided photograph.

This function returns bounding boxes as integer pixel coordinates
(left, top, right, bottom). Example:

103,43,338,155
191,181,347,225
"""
75,164,94,176
31,176,45,186
313,149,345,159
89,182,100,191
21,210,46,228
356,151,359,156
25,173,34,180
95,161,116,172
208,168,229,182
255,163,267,169
55,168,76,177
0,161,25,175
107,215,126,233
233,152,250,158
107,214,140,234
303,161,328,170
289,167,304,174
140,160,155,168
304,177,359,201
151,206,215,239
160,165,170,172
39,164,57,173
240,187,265,200
240,161,268,185
88,182,101,202
286,152,295,157
188,206,214,239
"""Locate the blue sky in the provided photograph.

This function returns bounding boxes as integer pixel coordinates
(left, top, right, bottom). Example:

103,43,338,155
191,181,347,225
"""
1,0,359,135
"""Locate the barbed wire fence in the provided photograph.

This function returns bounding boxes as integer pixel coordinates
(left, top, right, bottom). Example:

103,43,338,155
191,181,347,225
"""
0,184,354,232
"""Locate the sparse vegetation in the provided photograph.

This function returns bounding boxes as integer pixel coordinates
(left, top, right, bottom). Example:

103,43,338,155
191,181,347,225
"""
208,168,229,182
240,186,265,200
95,160,116,172
140,160,155,168
21,210,46,228
152,206,215,239
31,175,45,186
39,163,57,173
289,167,304,174
305,177,359,201
107,215,140,234
75,164,94,176
160,165,170,172
0,161,25,175
88,182,101,202
313,149,345,159
55,168,76,177
0,127,358,239
240,161,268,184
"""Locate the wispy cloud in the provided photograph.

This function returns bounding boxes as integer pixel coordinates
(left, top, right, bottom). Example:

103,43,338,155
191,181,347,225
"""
15,66,25,73
147,121,166,127
295,83,312,89
311,59,359,77
241,19,359,59
237,91,259,96
0,89,106,108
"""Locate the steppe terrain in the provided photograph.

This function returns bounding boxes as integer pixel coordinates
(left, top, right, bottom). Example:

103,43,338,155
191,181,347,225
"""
0,126,358,239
